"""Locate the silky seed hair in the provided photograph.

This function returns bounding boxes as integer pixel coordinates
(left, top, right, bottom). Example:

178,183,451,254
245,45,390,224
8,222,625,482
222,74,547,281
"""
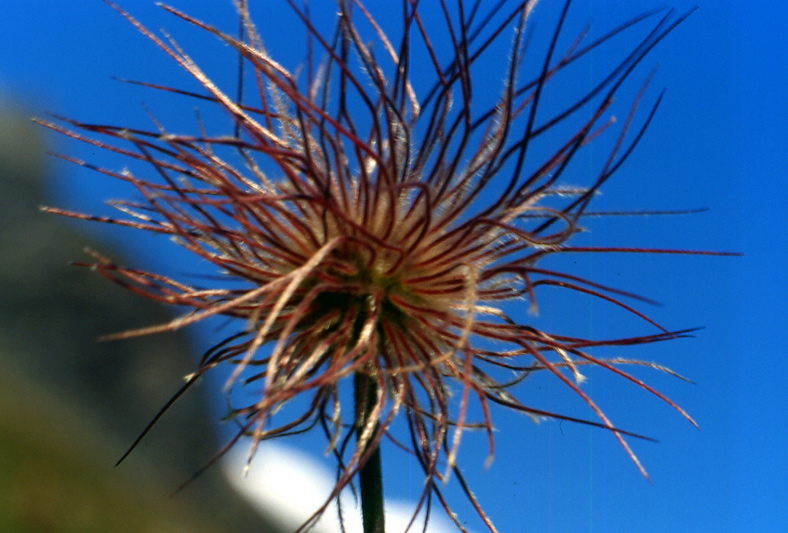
40,1,728,531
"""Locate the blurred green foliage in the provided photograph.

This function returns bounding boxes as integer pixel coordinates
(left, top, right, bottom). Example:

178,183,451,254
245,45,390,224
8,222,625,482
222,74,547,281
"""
0,103,281,532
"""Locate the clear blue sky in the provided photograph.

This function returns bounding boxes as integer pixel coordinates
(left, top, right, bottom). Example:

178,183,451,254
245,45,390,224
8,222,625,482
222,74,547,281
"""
2,1,785,531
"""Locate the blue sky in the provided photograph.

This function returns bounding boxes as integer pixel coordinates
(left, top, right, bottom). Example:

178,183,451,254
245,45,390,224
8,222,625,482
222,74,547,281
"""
2,1,785,531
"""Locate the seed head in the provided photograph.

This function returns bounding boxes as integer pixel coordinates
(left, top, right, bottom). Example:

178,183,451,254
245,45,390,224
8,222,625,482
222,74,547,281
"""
40,1,724,531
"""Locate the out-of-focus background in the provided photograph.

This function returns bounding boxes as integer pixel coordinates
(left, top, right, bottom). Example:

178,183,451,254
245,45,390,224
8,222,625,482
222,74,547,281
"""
0,107,291,531
0,107,282,531
1,1,785,532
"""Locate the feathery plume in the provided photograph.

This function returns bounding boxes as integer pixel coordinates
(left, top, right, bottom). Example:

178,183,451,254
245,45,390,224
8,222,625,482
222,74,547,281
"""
40,1,731,531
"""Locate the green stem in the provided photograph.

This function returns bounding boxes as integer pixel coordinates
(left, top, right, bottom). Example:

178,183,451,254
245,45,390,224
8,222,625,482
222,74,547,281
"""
354,371,385,533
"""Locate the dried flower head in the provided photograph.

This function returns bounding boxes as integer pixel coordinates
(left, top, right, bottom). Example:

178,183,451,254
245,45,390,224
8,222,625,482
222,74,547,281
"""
40,1,726,531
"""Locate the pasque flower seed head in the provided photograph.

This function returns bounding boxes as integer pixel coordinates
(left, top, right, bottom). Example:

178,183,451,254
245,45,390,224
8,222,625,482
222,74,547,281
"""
40,1,733,531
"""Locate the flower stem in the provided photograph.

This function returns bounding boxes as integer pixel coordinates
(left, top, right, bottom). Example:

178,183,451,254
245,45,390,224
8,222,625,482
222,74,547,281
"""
354,371,385,533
